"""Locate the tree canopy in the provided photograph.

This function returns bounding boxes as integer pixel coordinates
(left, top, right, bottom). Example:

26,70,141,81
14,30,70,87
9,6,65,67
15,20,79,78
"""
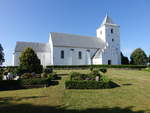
0,44,5,65
130,48,148,65
121,52,129,65
19,47,43,73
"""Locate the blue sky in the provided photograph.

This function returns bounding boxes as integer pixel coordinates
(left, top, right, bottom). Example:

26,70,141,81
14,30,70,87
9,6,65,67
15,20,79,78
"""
0,0,150,66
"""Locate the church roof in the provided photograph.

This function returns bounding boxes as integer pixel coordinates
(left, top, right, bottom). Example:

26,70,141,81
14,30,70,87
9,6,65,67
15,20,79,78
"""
101,14,116,26
50,32,106,49
15,42,50,52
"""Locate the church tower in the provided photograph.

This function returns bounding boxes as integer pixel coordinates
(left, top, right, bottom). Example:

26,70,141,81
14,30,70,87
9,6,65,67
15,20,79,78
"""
96,14,121,65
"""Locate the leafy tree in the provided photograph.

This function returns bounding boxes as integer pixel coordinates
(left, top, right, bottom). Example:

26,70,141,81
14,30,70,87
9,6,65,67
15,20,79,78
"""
19,47,43,73
130,48,148,65
148,55,150,63
121,52,129,65
0,44,5,65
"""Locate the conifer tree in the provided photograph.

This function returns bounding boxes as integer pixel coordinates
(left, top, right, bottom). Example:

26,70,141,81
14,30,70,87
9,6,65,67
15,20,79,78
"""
19,47,43,73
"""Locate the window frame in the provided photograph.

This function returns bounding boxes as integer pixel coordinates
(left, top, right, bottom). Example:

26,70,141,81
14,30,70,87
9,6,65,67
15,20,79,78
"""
111,29,114,34
60,50,64,59
78,51,82,59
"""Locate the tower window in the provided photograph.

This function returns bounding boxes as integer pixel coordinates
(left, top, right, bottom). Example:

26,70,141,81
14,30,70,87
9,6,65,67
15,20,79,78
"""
111,29,113,34
60,50,64,59
78,51,82,59
112,39,114,42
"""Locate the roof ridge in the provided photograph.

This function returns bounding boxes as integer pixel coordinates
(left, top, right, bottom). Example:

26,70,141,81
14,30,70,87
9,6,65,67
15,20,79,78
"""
51,32,97,38
17,41,48,45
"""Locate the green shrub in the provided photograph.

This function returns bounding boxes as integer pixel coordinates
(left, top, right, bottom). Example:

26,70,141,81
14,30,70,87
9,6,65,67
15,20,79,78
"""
47,72,57,80
41,73,48,78
21,78,51,85
46,65,146,69
21,73,33,79
70,70,101,81
69,72,82,80
99,67,107,73
89,65,94,71
0,78,51,90
19,48,43,74
100,75,110,83
0,80,21,90
88,70,101,80
65,80,111,89
43,68,53,74
0,68,4,80
145,67,150,72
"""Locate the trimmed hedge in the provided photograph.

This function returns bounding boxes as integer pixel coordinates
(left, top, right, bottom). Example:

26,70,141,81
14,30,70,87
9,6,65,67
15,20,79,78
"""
0,65,147,71
46,64,146,69
0,78,51,90
0,80,21,90
21,78,51,85
65,80,119,89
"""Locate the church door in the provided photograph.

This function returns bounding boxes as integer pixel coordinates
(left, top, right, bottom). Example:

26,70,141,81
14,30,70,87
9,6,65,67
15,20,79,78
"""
108,60,111,65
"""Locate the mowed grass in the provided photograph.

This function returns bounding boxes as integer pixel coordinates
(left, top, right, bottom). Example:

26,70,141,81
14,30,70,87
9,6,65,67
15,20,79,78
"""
0,69,150,113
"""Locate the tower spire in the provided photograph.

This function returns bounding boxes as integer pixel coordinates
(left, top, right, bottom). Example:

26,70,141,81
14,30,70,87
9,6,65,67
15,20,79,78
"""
101,14,114,26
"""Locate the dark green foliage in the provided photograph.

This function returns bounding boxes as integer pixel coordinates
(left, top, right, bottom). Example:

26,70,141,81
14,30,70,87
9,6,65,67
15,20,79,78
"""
20,73,33,79
0,44,5,65
89,65,94,71
65,80,112,89
19,48,43,74
41,73,48,78
0,68,4,80
0,80,21,90
43,68,53,74
121,52,129,64
70,70,101,81
70,72,82,80
0,78,51,90
88,69,101,80
20,73,41,79
99,67,107,73
21,78,51,85
148,55,150,63
130,48,148,65
13,66,28,75
47,72,57,80
46,64,146,69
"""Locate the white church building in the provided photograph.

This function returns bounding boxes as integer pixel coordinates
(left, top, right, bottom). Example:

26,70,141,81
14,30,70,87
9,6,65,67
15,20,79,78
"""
13,15,121,66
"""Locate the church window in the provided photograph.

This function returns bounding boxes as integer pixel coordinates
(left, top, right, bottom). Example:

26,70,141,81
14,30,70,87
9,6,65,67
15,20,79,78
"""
87,49,90,52
111,29,113,34
70,49,74,51
78,51,82,59
112,39,114,42
61,50,64,59
100,31,102,34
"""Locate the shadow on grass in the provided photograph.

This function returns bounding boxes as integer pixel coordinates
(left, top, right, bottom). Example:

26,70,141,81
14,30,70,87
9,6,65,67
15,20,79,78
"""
50,80,59,86
109,81,120,88
0,103,149,113
0,96,47,104
0,97,149,113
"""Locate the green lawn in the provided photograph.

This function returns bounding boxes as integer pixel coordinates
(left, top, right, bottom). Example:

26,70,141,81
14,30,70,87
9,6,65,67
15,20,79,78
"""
0,69,150,113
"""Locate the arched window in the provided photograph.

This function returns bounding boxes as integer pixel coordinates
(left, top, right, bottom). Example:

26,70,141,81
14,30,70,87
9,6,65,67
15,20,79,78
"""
60,50,64,59
112,38,114,42
111,29,113,34
78,51,82,59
